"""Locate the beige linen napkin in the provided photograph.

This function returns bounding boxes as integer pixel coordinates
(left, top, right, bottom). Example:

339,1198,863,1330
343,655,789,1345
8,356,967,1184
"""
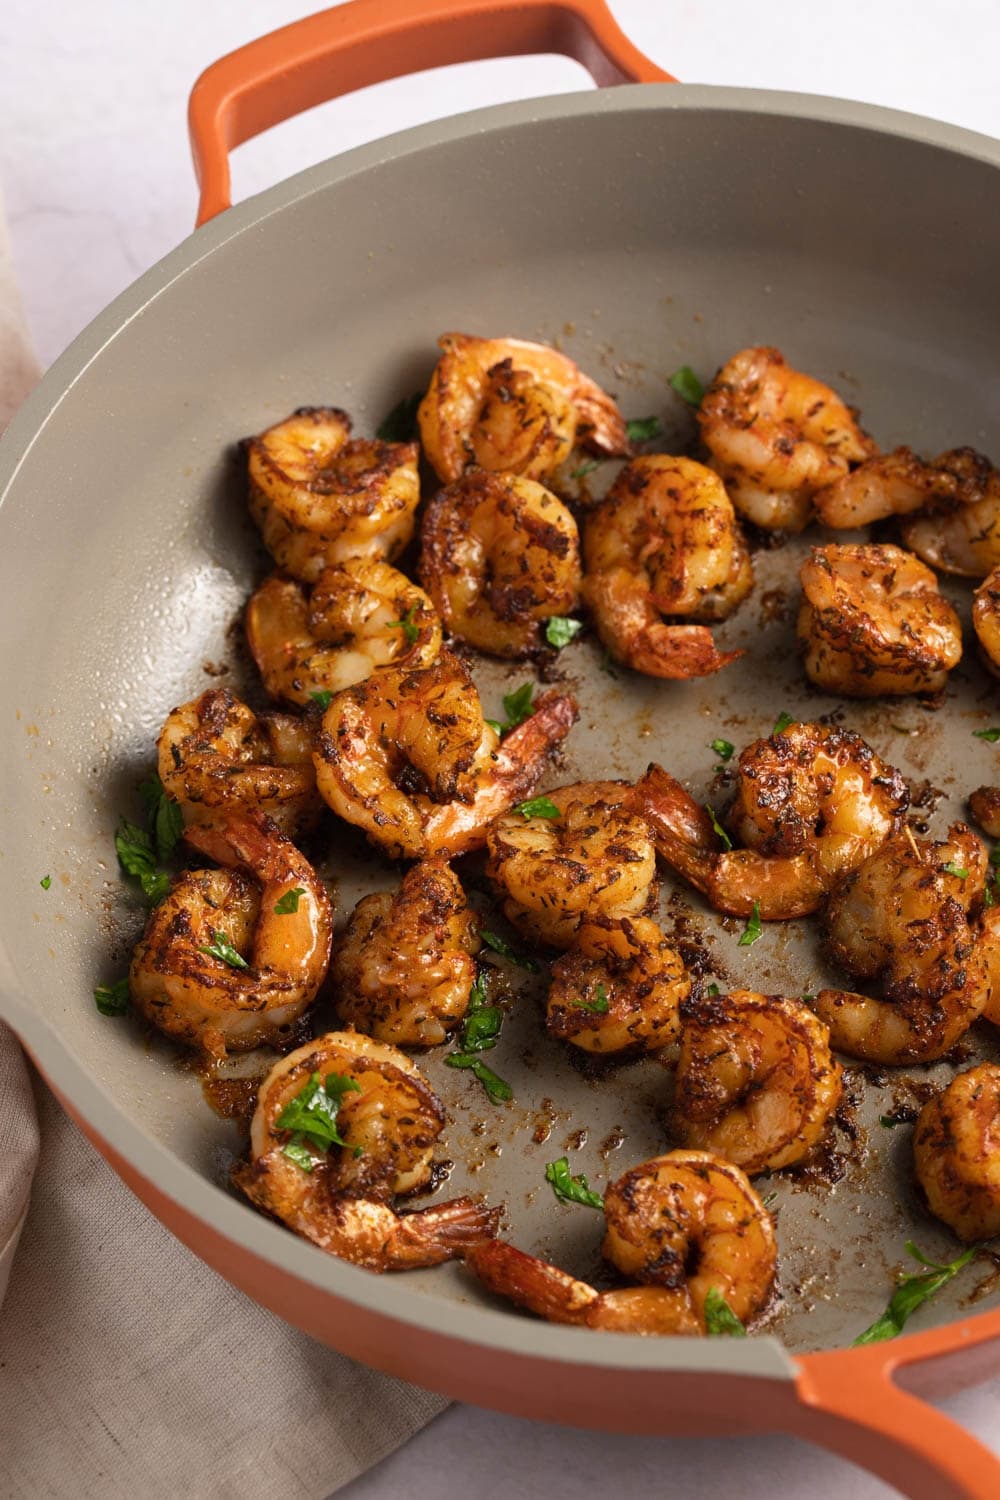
0,198,446,1498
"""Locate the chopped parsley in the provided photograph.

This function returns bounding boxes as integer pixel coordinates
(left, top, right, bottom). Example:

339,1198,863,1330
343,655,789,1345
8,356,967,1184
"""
544,1156,604,1211
571,459,599,480
480,930,540,973
942,862,969,879
852,1241,981,1345
738,901,763,947
706,805,733,851
772,711,795,737
138,772,183,861
274,887,305,915
114,819,171,905
199,928,250,970
514,795,561,821
879,1113,908,1129
706,982,721,997
574,981,610,1015
704,1287,747,1337
669,366,705,406
457,972,504,1054
309,689,334,710
39,874,51,890
973,727,1000,743
94,978,129,1017
376,390,423,443
544,616,584,649
389,604,420,644
625,415,663,445
445,1053,512,1104
487,682,535,737
710,738,735,762
277,1070,361,1169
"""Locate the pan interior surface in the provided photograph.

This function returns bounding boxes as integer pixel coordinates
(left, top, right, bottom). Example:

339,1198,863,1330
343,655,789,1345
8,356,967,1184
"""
2,88,999,1360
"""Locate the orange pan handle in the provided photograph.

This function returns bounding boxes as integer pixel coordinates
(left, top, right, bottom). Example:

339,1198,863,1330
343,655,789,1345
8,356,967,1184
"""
796,1331,1000,1499
188,0,673,226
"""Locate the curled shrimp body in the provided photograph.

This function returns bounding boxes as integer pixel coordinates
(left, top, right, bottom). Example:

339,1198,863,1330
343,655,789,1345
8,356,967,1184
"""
486,781,658,949
129,811,333,1061
546,916,689,1055
330,859,480,1046
581,456,752,680
246,407,420,582
814,824,991,1064
246,559,441,707
419,470,581,658
672,990,842,1174
798,544,962,698
900,450,1000,576
418,332,628,484
973,565,1000,678
233,1031,500,1271
698,347,874,532
158,689,319,838
969,786,1000,840
913,1065,1000,1243
630,724,908,919
313,651,577,860
467,1150,776,1335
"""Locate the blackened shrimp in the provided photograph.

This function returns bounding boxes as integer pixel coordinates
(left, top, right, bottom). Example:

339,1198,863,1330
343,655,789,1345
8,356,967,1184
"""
913,1064,1000,1243
545,915,688,1055
417,332,628,485
467,1150,776,1335
419,470,581,658
233,1031,500,1271
129,811,333,1060
973,565,1000,678
698,347,874,532
798,543,962,698
158,688,319,838
246,407,420,581
581,455,752,679
330,859,481,1046
672,990,842,1173
246,559,441,707
486,781,658,949
629,723,908,919
313,651,577,859
814,824,991,1064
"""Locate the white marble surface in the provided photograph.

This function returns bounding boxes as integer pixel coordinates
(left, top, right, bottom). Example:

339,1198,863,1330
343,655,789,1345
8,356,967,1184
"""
2,2,999,1496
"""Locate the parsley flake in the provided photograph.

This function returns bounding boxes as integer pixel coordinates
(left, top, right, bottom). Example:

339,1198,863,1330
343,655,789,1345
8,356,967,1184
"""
544,1156,604,1211
39,874,51,890
973,727,1000,743
710,738,735,762
309,690,334,710
138,773,183,861
772,711,795,737
706,805,733,851
445,1053,512,1104
376,390,423,443
704,1287,748,1336
489,682,535,736
852,1241,981,1345
274,886,305,915
669,366,705,406
571,459,599,480
94,978,129,1017
545,616,584,649
738,901,763,947
942,862,969,879
706,982,721,997
574,981,610,1015
277,1070,361,1169
114,819,171,905
199,928,250,970
389,604,420,644
625,415,663,445
480,929,540,973
514,795,560,821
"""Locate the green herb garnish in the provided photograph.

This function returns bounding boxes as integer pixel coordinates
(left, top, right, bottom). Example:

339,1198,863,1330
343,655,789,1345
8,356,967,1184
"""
480,929,540,972
704,1286,748,1336
738,901,763,947
544,1156,604,1211
389,604,419,644
574,982,610,1015
114,819,171,904
852,1241,980,1345
545,616,584,649
571,459,599,479
445,1053,513,1104
706,805,733,851
488,682,535,737
515,796,560,821
274,887,305,915
772,711,795,737
599,650,619,678
376,390,423,442
706,982,721,997
879,1113,908,1129
942,862,969,879
39,874,51,890
94,978,129,1017
457,972,504,1053
625,415,664,445
309,689,334,710
277,1070,362,1169
199,928,250,970
669,366,705,406
973,727,1000,743
138,772,183,861
710,738,735,762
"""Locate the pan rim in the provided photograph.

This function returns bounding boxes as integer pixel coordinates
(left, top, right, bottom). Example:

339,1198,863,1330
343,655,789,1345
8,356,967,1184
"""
2,78,999,1378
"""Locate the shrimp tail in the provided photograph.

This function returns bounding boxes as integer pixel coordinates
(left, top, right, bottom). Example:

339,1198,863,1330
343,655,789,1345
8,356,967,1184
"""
626,765,719,891
390,1197,502,1268
628,623,742,680
465,1240,598,1324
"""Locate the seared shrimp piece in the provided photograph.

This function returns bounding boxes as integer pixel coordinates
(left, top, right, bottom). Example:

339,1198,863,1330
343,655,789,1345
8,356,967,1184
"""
698,347,874,531
246,559,441,707
467,1150,776,1334
913,1065,1000,1243
969,785,1000,840
419,471,580,658
158,689,319,838
546,916,689,1055
900,450,1000,575
973,565,1000,678
246,407,420,581
582,456,752,679
672,990,842,1173
798,544,962,697
486,780,657,949
629,724,908,919
314,651,577,860
418,332,628,484
233,1031,500,1271
814,823,991,1064
974,904,1000,1028
330,859,480,1046
129,811,333,1060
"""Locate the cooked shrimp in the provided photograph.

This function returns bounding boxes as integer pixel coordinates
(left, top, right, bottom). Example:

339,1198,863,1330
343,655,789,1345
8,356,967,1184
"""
233,1030,500,1271
418,332,628,484
158,689,319,838
330,859,480,1046
913,1065,1000,1242
901,452,1000,576
486,781,657,949
698,347,874,531
246,559,441,707
814,823,991,1064
969,785,1000,840
798,544,962,697
672,990,842,1173
313,651,577,859
467,1150,776,1334
974,904,1000,1028
246,407,420,582
581,456,752,679
629,724,908,919
546,915,689,1054
419,471,580,657
973,565,1000,677
129,811,333,1060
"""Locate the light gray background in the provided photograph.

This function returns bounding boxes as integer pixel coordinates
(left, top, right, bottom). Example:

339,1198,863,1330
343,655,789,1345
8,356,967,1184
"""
2,2,998,1495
